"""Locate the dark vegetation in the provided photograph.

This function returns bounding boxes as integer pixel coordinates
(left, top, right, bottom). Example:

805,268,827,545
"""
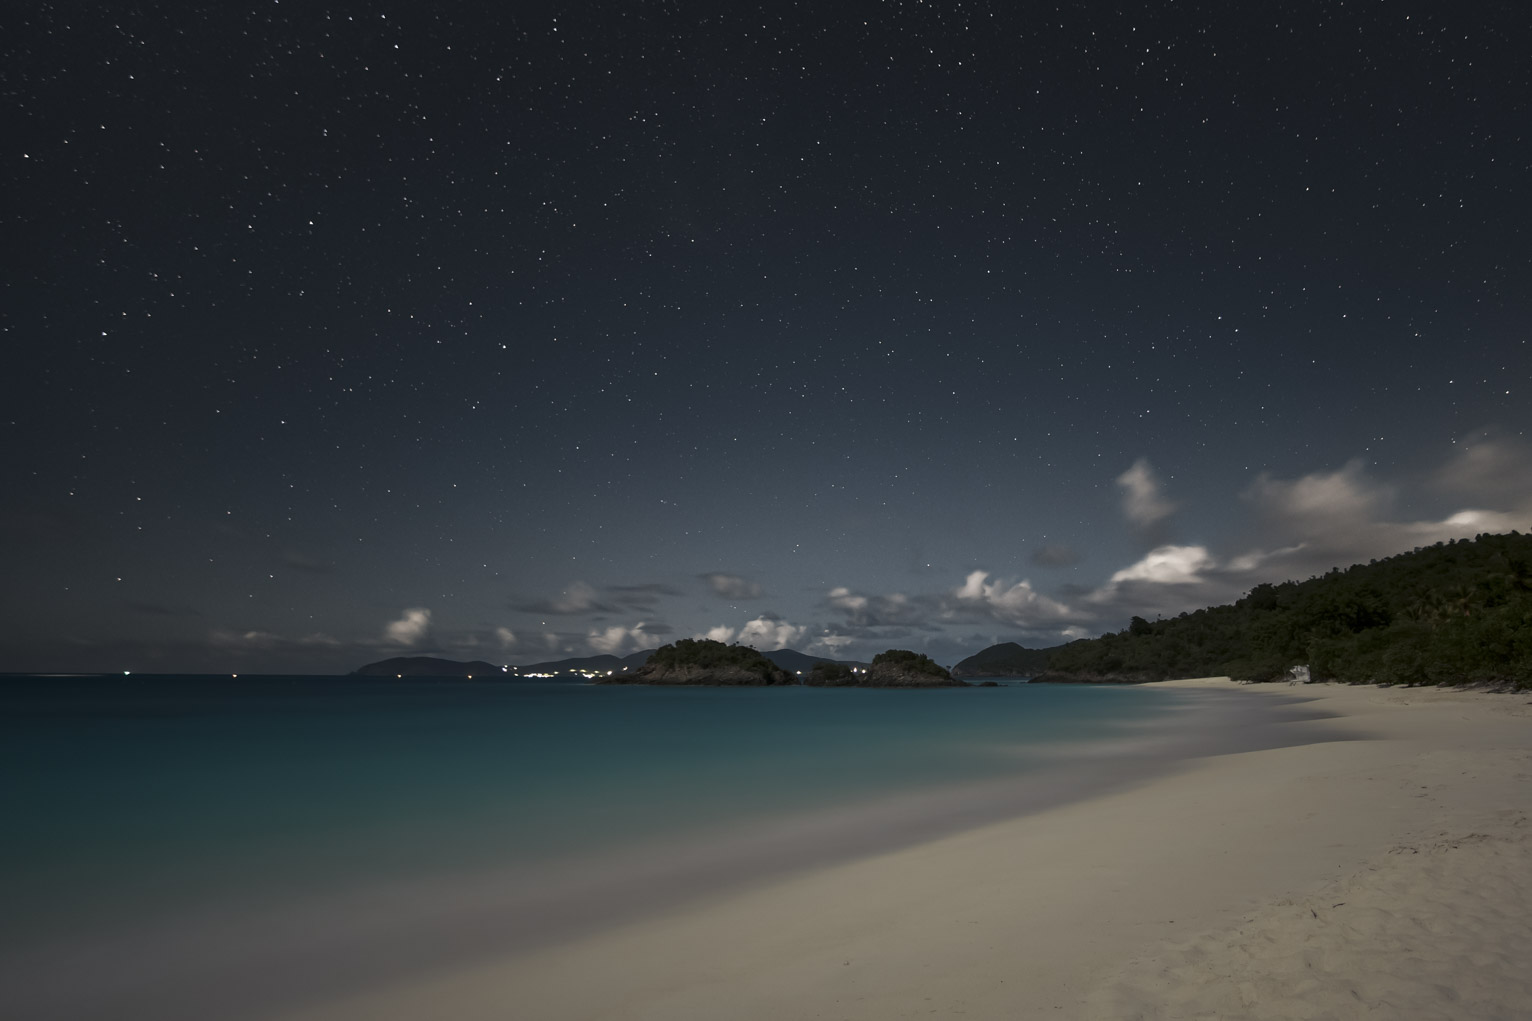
871,648,953,680
950,642,1053,678
617,641,961,687
808,660,854,684
644,638,788,678
1038,533,1532,688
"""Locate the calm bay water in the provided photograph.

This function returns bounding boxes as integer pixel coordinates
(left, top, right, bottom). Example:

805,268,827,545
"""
0,674,1333,1021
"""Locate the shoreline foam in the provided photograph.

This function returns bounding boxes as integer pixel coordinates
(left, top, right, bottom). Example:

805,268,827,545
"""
271,680,1532,1020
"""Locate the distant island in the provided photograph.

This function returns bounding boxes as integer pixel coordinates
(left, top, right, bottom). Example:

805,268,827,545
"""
595,640,969,688
352,651,656,679
353,534,1531,691
353,656,507,678
807,649,967,687
351,647,868,682
598,639,794,686
951,642,1054,679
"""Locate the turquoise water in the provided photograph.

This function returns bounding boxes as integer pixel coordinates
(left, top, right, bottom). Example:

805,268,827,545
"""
2,676,1168,930
0,674,1325,1021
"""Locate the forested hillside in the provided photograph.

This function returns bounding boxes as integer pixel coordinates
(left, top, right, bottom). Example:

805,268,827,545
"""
1037,532,1532,688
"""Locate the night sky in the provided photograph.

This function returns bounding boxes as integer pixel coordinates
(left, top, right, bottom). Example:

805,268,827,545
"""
4,1,1529,674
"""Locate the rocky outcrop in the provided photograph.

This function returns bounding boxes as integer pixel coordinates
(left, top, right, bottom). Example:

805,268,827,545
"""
807,652,968,687
861,661,969,687
595,639,794,685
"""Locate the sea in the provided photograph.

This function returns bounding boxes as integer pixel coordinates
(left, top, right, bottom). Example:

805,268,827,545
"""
0,674,1340,1021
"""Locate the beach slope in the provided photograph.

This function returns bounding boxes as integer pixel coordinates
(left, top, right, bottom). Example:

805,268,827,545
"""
275,680,1532,1021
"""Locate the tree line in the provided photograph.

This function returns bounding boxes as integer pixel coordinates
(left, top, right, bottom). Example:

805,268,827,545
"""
1039,532,1532,689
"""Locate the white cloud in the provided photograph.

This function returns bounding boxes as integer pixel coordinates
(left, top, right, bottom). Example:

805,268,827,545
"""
1117,458,1177,530
950,570,1073,627
588,625,638,655
1243,459,1387,533
385,608,432,647
1106,545,1216,586
738,616,808,649
824,586,933,629
702,572,764,599
586,621,670,655
697,616,807,650
827,587,867,614
806,632,857,656
495,626,518,649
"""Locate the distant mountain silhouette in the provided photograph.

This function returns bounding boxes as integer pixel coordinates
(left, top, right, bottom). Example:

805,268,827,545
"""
515,650,657,675
355,647,872,682
352,656,506,677
951,642,1055,679
760,647,870,676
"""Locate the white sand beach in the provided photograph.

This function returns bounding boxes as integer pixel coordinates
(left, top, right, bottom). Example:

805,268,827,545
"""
274,680,1532,1021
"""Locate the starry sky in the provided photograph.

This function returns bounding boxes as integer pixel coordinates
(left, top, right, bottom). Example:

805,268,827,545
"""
4,1,1529,674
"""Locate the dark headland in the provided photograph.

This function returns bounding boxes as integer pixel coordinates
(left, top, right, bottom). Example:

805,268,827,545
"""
597,640,969,687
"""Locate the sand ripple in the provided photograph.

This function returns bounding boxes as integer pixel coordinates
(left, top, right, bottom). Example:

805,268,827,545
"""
1084,818,1532,1020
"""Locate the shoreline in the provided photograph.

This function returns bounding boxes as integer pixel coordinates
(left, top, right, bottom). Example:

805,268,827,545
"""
0,684,1326,1021
268,679,1532,1020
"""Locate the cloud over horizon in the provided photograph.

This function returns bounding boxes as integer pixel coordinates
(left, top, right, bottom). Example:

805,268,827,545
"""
698,614,808,650
1117,457,1177,542
948,570,1074,628
504,441,1532,664
384,608,433,647
702,572,764,600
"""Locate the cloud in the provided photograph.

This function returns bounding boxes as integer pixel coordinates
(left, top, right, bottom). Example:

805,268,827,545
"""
210,629,342,651
806,632,858,656
948,570,1073,627
607,583,684,609
823,587,932,628
1105,545,1216,586
495,626,518,649
1117,458,1177,541
385,607,433,647
518,581,680,616
1079,443,1532,626
701,572,764,599
698,616,808,650
1081,546,1231,622
516,581,616,616
1031,544,1081,567
1431,434,1532,508
1243,459,1388,535
588,625,643,655
739,616,808,649
585,621,670,655
211,629,283,650
1236,453,1531,580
